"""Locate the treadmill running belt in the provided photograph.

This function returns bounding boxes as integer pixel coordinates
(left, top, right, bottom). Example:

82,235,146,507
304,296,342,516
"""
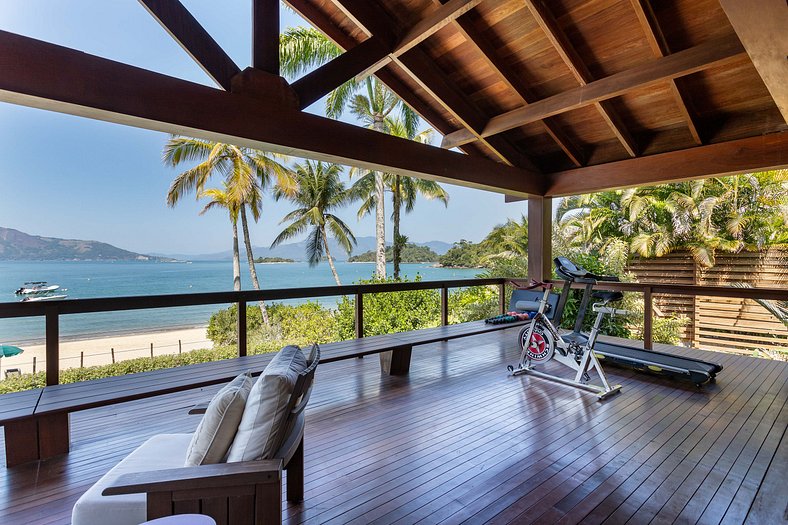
592,340,722,384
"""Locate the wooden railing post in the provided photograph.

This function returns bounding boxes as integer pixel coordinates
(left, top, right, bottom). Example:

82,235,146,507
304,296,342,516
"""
355,293,364,339
237,300,247,357
441,286,449,326
499,282,507,315
45,307,59,386
643,287,653,350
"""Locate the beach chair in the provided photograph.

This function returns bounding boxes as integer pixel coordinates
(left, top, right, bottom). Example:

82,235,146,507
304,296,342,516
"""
71,344,319,525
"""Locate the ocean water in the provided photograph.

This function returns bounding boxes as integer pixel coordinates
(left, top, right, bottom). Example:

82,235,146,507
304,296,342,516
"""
0,260,480,344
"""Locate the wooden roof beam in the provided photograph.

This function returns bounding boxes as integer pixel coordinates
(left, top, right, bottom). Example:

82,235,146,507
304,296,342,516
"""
252,0,280,74
630,0,703,145
433,0,585,167
545,132,788,196
0,30,544,197
441,34,745,149
523,0,639,157
719,0,788,125
137,0,241,90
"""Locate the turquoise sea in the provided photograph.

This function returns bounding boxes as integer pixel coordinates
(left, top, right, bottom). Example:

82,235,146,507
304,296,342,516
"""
0,261,479,344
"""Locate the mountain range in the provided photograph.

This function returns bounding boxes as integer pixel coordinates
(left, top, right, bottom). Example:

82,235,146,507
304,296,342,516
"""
0,227,175,262
0,227,455,262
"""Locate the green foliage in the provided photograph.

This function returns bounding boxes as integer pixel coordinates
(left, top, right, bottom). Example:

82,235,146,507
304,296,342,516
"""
449,285,499,323
336,277,440,338
438,240,486,268
349,244,439,263
254,257,295,263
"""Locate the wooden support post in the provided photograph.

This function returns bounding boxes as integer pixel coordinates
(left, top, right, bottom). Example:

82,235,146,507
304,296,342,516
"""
380,345,413,376
355,293,364,338
441,286,449,326
80,352,84,368
527,196,553,282
37,412,70,460
178,340,182,354
252,0,279,75
45,307,59,386
111,348,115,363
643,287,653,350
33,356,36,373
238,300,247,357
150,343,154,358
499,282,507,315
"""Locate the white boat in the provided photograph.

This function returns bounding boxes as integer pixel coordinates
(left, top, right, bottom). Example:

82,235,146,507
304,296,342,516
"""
15,281,61,295
21,294,68,302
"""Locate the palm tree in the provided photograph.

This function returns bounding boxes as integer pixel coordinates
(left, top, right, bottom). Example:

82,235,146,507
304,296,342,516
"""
272,161,356,285
350,122,448,278
280,27,419,279
163,137,296,325
198,185,241,291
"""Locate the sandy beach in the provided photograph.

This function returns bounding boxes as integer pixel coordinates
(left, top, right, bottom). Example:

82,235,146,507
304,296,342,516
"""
0,326,212,376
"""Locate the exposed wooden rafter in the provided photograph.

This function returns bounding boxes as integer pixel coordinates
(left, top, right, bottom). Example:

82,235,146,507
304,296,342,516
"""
441,34,745,149
719,0,788,125
545,132,788,196
137,0,241,90
252,0,280,74
523,0,639,157
433,0,585,167
0,31,545,197
630,0,703,145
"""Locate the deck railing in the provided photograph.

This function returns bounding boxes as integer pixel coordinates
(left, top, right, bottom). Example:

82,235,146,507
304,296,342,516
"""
0,278,785,385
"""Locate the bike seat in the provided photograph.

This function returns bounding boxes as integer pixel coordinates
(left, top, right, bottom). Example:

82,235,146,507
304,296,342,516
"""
593,290,624,303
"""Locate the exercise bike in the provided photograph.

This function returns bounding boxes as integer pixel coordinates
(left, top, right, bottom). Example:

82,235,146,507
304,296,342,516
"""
507,280,624,400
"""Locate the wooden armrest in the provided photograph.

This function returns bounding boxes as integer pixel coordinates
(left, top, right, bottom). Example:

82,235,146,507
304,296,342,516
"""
188,401,211,415
102,460,282,496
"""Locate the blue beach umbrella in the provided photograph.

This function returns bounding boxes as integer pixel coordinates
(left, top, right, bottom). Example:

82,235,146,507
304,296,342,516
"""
0,345,24,358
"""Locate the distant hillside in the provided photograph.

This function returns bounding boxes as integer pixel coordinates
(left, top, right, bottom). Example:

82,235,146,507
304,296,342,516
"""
157,237,454,261
0,227,175,262
349,244,439,263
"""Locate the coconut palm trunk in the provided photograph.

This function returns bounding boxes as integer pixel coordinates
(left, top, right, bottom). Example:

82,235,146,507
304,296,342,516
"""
321,227,342,286
240,204,270,326
231,221,241,291
392,175,402,279
373,118,387,279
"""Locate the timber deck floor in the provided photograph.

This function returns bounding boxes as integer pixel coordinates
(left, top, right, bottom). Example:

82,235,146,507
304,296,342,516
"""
1,327,786,524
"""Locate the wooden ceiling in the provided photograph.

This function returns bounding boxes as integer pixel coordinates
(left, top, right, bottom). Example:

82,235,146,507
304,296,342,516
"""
287,0,788,194
0,0,785,198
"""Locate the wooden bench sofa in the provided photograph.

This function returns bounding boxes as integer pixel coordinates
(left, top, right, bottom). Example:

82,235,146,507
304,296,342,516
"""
0,319,528,467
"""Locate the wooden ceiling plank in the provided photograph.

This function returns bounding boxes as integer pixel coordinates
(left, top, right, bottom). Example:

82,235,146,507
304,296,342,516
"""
718,0,788,125
291,37,390,109
252,0,280,74
0,30,544,197
354,0,483,80
545,132,788,196
440,34,745,149
137,0,241,90
434,1,585,166
629,0,703,145
328,0,396,43
523,0,638,157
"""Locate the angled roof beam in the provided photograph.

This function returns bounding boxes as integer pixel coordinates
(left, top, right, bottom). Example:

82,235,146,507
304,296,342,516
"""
524,0,639,157
291,37,389,109
545,132,788,196
441,34,745,149
630,0,703,145
719,0,788,125
137,0,241,90
433,0,585,167
0,30,544,197
353,0,483,80
252,0,280,74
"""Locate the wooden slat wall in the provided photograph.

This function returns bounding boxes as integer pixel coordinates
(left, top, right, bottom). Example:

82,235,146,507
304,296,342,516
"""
627,249,788,356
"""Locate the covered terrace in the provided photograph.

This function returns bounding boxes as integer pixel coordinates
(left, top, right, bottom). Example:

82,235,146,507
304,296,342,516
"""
0,0,787,523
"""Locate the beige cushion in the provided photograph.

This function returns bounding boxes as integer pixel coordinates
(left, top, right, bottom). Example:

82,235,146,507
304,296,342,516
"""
184,372,253,466
226,346,307,462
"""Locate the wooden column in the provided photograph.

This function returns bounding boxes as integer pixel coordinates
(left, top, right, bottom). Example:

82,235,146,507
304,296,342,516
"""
499,282,507,315
643,287,653,350
527,196,553,282
354,293,364,339
45,307,59,386
237,300,247,357
252,0,279,74
440,286,449,326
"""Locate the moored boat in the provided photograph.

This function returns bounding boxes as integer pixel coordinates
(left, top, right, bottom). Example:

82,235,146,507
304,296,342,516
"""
21,294,68,302
15,281,61,295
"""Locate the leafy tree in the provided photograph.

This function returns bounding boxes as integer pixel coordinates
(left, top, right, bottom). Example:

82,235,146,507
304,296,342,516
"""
197,185,242,291
272,160,356,285
348,243,439,263
163,137,295,325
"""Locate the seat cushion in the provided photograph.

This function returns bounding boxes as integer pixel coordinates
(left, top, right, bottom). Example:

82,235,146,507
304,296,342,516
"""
226,345,307,462
185,371,253,466
71,433,192,525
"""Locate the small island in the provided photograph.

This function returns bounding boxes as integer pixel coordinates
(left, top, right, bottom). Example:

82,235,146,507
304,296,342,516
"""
349,243,439,263
254,257,296,263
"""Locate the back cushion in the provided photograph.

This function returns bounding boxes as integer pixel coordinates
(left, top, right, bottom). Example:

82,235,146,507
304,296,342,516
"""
226,345,307,462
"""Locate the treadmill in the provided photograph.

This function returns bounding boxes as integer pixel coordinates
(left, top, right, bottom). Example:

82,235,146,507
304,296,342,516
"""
551,257,723,386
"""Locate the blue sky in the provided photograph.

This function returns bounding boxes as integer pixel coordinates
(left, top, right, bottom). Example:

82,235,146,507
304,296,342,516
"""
0,0,530,255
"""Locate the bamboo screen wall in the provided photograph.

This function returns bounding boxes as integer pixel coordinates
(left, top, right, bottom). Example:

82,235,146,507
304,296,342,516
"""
627,250,788,357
